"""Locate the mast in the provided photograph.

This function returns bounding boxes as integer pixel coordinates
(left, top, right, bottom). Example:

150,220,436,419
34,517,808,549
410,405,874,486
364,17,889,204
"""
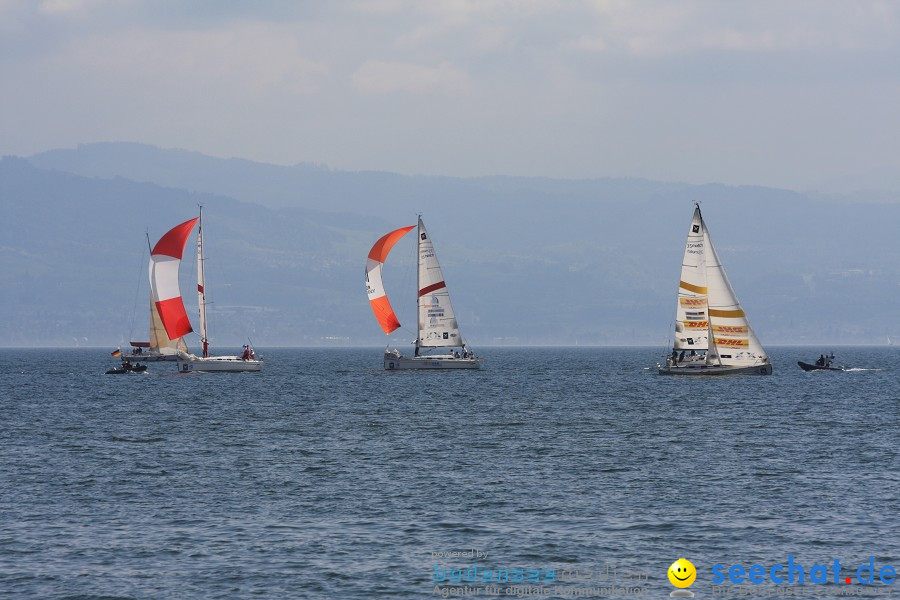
197,206,209,357
415,215,422,356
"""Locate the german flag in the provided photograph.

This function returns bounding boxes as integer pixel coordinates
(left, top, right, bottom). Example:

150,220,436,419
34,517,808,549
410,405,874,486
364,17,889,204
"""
111,348,122,357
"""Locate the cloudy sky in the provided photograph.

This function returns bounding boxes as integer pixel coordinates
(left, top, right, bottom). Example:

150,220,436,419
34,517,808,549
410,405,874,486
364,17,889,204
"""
2,0,899,191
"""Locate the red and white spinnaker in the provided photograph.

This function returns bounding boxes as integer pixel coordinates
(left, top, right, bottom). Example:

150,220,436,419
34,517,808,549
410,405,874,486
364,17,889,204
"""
365,225,415,334
149,217,199,341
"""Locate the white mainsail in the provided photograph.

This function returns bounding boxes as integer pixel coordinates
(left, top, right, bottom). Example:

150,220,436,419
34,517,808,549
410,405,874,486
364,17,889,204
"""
674,206,709,351
416,217,462,348
702,219,768,367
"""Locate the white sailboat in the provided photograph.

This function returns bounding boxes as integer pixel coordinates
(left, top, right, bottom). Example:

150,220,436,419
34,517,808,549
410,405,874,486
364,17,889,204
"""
147,209,262,373
659,204,772,376
366,217,480,370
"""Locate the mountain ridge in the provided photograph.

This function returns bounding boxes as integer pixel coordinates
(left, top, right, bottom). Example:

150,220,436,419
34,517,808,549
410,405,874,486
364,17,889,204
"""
3,144,899,347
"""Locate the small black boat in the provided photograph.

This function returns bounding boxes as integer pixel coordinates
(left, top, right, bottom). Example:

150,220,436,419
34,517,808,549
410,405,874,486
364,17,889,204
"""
798,352,843,371
797,361,843,372
105,363,148,375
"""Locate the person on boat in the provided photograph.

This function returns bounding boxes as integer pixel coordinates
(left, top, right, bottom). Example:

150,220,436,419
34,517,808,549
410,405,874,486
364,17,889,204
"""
249,347,256,360
816,354,825,367
826,353,834,368
241,345,250,361
678,350,685,363
454,350,460,359
123,360,132,370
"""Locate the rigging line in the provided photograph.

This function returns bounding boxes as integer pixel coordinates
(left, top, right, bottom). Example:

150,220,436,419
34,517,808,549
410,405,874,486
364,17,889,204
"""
394,220,417,331
395,323,417,340
128,235,148,343
183,217,200,344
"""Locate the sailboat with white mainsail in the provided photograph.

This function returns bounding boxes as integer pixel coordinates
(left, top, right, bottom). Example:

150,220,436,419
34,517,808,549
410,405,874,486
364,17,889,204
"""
146,209,261,373
658,204,772,376
366,216,480,370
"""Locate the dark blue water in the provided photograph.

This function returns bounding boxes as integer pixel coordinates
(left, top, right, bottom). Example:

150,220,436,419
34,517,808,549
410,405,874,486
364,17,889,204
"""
1,347,897,598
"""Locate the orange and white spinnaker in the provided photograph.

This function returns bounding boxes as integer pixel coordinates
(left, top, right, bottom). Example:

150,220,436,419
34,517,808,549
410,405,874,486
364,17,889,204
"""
149,217,199,341
366,225,415,334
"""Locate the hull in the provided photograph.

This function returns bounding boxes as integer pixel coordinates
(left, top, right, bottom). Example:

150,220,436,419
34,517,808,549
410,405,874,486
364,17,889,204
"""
105,364,148,374
177,355,263,373
384,352,480,370
658,362,773,376
123,352,178,362
797,361,843,372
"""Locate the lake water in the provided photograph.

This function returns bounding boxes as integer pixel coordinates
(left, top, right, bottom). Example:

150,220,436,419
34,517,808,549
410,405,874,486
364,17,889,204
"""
1,347,897,598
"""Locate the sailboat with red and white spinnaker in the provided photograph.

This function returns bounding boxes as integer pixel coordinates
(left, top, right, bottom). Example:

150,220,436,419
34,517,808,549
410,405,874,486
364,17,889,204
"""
366,216,480,370
148,208,262,373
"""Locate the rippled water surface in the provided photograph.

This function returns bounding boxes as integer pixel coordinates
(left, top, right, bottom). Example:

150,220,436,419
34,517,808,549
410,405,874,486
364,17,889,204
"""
1,347,898,598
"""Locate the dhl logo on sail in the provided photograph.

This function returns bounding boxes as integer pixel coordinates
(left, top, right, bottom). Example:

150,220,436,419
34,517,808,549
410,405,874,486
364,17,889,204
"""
712,325,748,335
680,297,707,307
684,321,709,329
714,338,749,347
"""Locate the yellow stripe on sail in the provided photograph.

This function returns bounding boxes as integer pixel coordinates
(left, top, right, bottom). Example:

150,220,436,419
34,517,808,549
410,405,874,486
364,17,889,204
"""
709,308,745,318
680,297,708,307
679,281,707,294
714,337,749,347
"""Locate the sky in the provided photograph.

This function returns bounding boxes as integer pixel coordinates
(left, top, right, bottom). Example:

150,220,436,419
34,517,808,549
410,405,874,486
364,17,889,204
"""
2,0,900,192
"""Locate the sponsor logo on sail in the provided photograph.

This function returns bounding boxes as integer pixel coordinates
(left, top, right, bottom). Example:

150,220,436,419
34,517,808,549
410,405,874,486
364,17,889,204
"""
680,298,708,307
714,337,749,347
712,325,748,335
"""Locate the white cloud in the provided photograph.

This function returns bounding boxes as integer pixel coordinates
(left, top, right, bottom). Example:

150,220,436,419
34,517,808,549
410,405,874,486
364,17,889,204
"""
562,0,900,57
352,60,470,95
52,24,328,97
3,0,900,187
38,0,125,15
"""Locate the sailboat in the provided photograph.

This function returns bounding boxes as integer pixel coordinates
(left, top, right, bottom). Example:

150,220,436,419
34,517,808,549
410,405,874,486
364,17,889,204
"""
148,209,262,373
658,204,772,376
366,217,480,370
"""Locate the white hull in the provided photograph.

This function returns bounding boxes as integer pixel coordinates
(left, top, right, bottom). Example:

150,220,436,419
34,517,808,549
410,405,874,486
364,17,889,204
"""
658,362,772,376
177,353,263,373
384,352,480,370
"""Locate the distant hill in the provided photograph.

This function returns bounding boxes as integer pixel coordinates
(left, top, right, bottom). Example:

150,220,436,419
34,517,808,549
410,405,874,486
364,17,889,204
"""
3,143,900,347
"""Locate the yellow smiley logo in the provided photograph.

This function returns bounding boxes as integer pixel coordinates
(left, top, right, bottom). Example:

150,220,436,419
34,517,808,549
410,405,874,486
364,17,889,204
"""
668,558,696,588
